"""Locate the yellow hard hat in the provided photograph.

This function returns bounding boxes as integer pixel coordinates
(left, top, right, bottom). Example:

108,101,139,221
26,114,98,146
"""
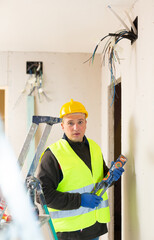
60,99,88,118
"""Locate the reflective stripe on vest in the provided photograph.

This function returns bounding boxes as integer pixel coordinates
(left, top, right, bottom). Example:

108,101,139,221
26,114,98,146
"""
50,200,109,219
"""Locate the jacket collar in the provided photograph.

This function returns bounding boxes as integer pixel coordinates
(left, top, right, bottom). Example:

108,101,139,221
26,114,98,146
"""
62,133,89,146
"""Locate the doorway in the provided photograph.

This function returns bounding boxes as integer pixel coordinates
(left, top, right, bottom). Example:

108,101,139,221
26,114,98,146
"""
113,82,121,240
108,80,121,240
0,89,5,128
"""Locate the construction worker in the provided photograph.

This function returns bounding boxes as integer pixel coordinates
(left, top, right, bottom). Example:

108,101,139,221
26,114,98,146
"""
37,99,124,240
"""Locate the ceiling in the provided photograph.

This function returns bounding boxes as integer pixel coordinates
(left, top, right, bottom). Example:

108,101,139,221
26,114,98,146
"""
0,0,136,53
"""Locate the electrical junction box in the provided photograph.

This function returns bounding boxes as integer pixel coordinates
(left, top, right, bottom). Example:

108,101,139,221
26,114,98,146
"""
26,62,43,76
131,16,138,45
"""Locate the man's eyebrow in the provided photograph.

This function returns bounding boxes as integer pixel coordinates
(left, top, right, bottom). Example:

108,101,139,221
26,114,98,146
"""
67,120,74,123
78,118,85,120
67,118,85,122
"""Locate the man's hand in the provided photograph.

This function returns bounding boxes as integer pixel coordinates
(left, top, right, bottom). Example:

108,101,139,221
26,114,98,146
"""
113,167,125,181
104,161,125,185
110,161,125,182
81,193,103,208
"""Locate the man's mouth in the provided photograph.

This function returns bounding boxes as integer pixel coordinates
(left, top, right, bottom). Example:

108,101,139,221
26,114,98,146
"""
73,133,80,136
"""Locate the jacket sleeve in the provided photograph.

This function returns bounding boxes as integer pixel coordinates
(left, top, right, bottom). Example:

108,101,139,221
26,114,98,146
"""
37,149,81,210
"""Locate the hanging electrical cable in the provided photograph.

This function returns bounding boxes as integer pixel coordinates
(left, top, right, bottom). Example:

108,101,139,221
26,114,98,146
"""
83,34,110,64
84,6,138,105
14,62,52,108
84,30,133,103
84,29,137,105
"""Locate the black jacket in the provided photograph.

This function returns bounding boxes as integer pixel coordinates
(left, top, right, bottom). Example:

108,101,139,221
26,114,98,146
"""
37,134,109,240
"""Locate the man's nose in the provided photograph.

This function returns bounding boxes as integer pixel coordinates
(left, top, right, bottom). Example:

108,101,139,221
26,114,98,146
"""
73,124,78,130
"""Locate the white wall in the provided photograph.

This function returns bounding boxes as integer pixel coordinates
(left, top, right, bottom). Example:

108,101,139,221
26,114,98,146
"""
101,0,154,240
0,51,101,159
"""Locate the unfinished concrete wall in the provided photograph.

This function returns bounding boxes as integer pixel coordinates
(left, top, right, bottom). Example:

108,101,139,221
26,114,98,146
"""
101,1,154,240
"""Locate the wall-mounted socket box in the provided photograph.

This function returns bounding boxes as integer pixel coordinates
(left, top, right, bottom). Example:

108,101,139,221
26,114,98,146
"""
26,62,43,76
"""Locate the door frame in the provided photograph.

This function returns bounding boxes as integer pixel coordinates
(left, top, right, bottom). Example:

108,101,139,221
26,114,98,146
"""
108,77,121,240
0,86,8,133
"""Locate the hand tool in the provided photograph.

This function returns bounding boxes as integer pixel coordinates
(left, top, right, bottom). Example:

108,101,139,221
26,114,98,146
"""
92,154,127,197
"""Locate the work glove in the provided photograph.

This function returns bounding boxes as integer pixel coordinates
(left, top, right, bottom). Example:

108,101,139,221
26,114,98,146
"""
111,161,125,181
81,193,103,208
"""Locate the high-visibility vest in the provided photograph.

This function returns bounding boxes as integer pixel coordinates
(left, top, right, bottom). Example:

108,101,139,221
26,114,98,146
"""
47,138,110,232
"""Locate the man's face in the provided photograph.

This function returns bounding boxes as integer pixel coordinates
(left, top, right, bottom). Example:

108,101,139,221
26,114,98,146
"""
61,113,87,142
